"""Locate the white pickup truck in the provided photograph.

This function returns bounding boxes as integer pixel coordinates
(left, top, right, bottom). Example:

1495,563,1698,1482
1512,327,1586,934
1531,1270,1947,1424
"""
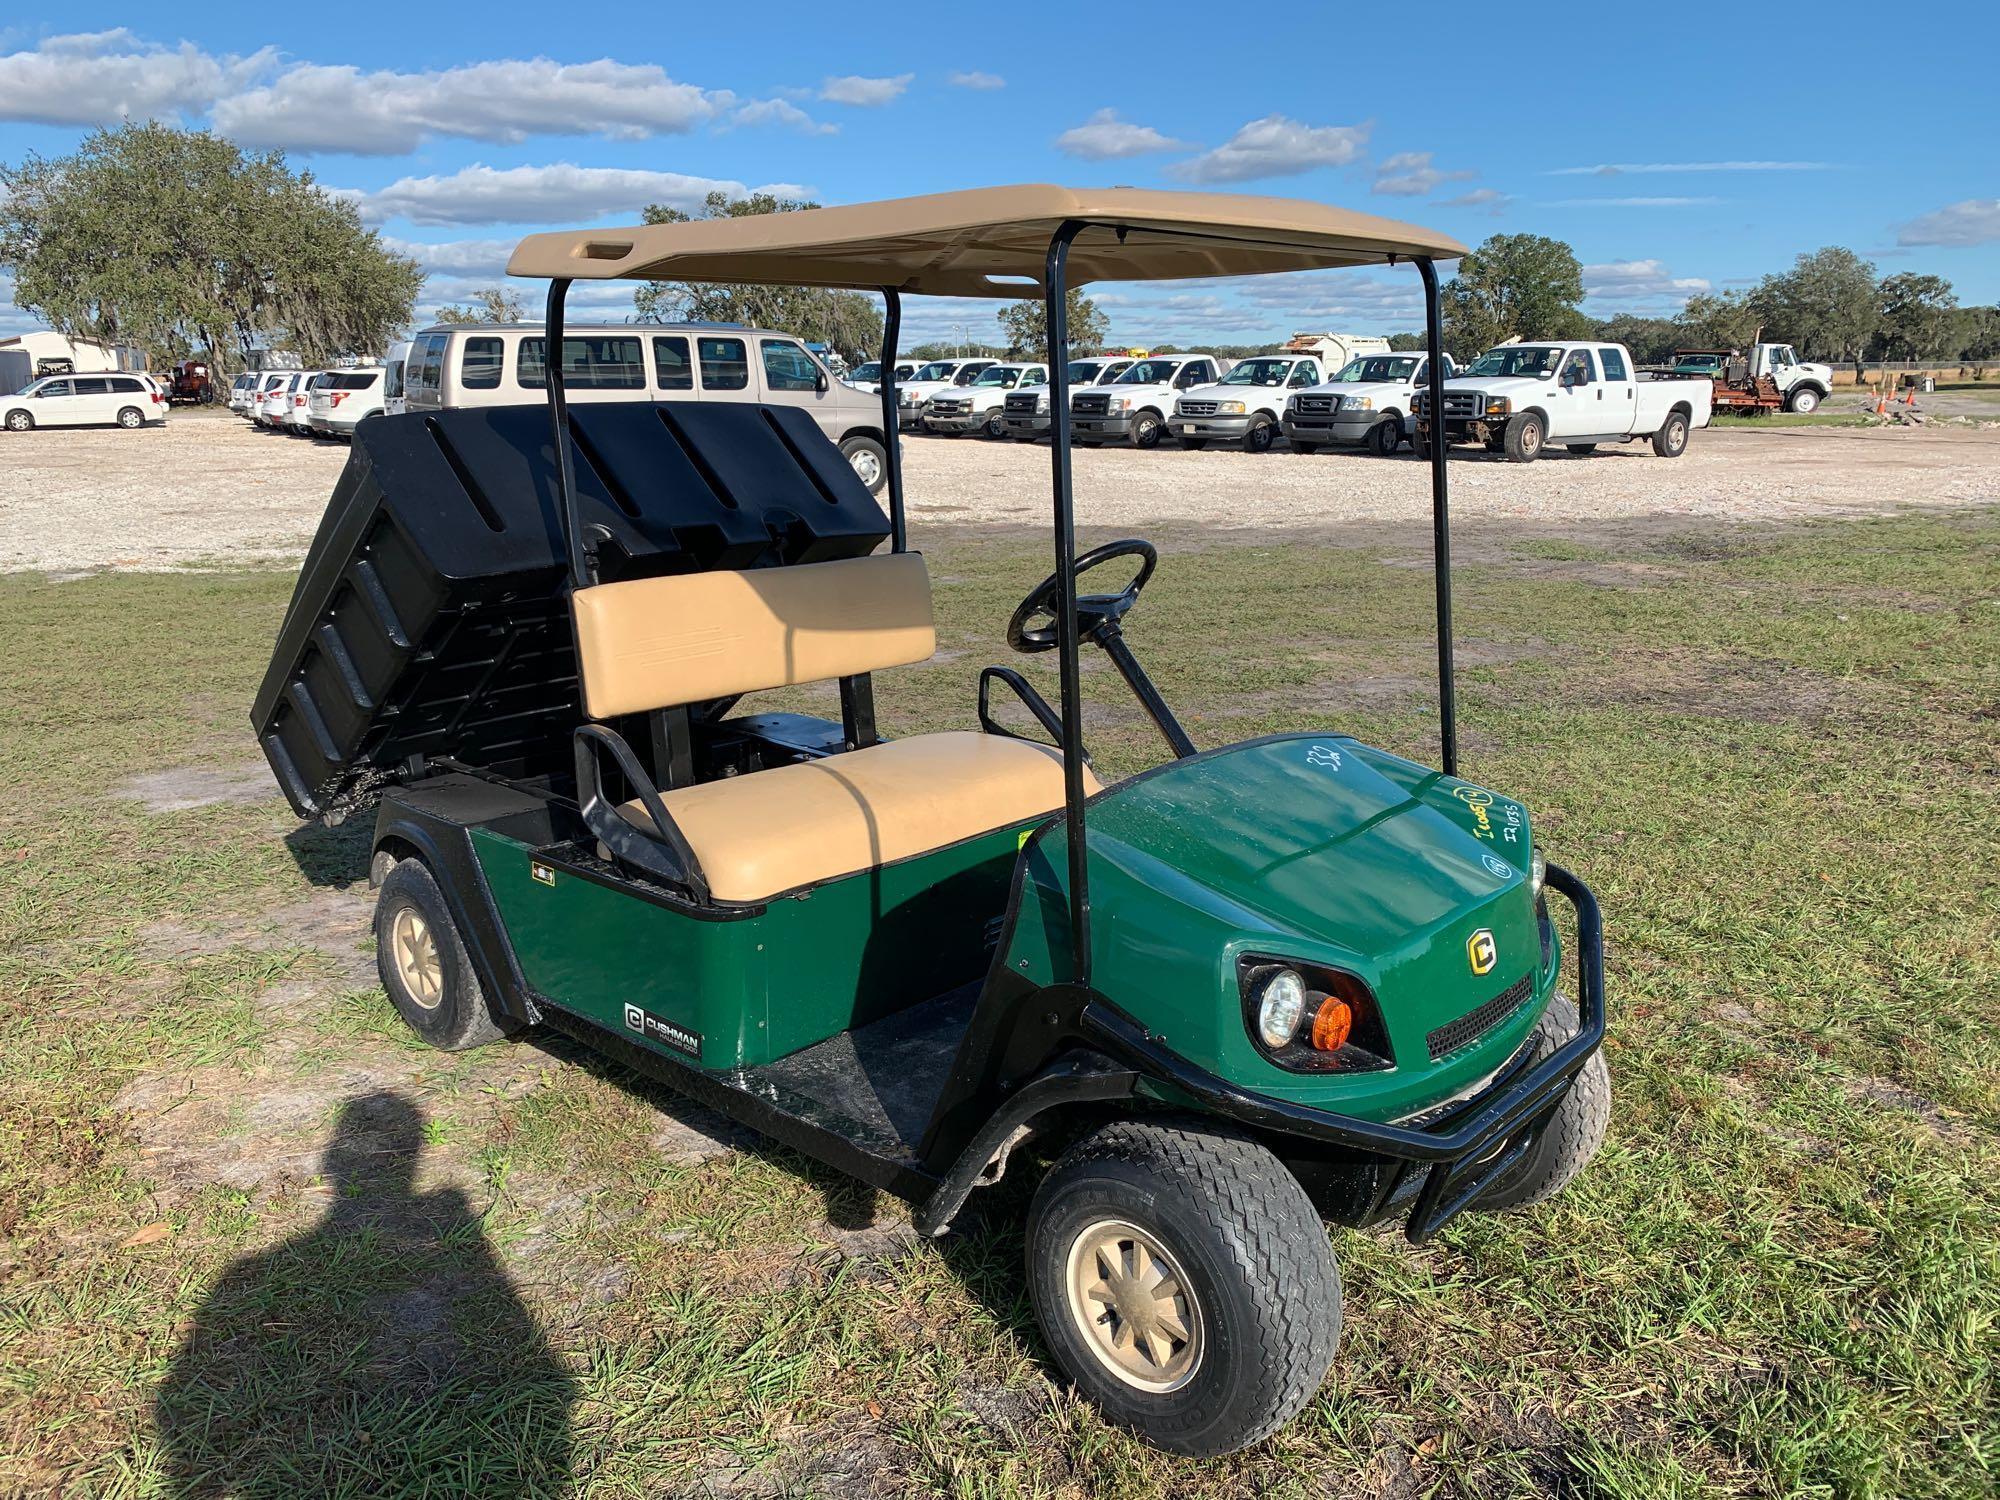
1416,341,1712,462
1069,353,1230,448
1000,356,1135,441
895,358,997,430
1169,352,1325,451
1282,350,1456,456
920,361,1049,437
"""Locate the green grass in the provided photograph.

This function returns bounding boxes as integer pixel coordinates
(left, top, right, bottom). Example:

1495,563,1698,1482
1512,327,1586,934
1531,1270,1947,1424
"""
2,507,1996,1497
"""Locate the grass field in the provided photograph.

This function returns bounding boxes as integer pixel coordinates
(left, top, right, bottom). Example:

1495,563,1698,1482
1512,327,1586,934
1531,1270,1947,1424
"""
2,506,1996,1498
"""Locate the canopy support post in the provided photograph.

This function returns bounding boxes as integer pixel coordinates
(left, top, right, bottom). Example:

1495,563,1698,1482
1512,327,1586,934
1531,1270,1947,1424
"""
1416,256,1458,777
879,288,908,552
1044,221,1091,988
543,277,591,590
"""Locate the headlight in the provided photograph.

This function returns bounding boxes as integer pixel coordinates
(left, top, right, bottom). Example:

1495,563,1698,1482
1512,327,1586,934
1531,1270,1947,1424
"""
1340,395,1374,411
1216,400,1247,415
1253,968,1307,1048
1108,396,1132,412
1485,397,1512,416
1530,847,1547,899
1285,394,1299,411
1037,395,1050,413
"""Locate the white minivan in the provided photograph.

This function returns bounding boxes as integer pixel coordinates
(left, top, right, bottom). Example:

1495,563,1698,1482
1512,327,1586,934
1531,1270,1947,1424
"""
399,322,893,493
2,373,168,432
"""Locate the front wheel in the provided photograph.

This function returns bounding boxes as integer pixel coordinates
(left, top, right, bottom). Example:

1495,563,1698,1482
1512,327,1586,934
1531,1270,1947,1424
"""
117,406,145,429
4,410,32,432
1129,410,1163,449
1651,411,1691,458
1786,386,1821,414
838,434,887,494
1474,993,1609,1211
1503,413,1545,462
1027,1118,1341,1456
1241,415,1277,453
1365,416,1402,456
985,409,1007,439
374,859,508,1051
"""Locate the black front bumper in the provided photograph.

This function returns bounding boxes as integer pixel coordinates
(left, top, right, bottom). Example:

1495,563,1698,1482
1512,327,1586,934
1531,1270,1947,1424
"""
1080,863,1606,1242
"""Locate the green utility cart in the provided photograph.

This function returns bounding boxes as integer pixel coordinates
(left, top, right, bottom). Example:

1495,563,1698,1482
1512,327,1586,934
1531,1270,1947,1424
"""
253,185,1609,1455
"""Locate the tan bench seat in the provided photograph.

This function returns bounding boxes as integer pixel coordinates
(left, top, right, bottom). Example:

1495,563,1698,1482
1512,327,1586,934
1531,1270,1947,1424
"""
619,731,1100,902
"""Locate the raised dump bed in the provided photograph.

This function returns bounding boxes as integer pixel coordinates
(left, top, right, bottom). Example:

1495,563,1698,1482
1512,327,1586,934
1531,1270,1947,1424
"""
252,402,890,818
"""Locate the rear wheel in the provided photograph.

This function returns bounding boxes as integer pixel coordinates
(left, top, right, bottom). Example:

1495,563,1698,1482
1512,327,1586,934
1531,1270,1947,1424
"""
1366,416,1402,456
4,410,32,432
1241,415,1277,453
1027,1118,1340,1456
1502,413,1545,462
117,406,144,429
1130,410,1164,449
838,434,887,494
1651,411,1691,458
374,859,507,1051
1475,993,1610,1211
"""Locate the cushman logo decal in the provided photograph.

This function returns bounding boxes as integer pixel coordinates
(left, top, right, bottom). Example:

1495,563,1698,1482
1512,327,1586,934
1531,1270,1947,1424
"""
622,1002,702,1059
1467,929,1498,976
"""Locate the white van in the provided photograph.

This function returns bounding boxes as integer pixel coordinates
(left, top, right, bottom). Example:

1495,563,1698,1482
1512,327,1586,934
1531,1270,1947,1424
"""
382,340,412,417
399,322,892,492
2,373,167,432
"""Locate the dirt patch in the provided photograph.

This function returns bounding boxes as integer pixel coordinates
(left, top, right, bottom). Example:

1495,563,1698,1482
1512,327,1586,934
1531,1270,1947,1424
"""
1840,1074,1984,1146
116,759,278,812
137,883,378,988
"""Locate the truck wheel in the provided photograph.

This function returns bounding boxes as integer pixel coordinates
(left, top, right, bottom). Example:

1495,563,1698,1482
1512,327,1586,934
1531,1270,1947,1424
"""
837,435,887,494
117,406,145,429
1130,410,1163,449
1177,436,1209,451
1288,440,1321,455
1241,415,1277,453
985,409,1008,439
374,858,508,1051
1411,430,1431,459
1365,417,1402,456
1474,993,1610,1211
1027,1118,1341,1456
1787,386,1821,414
1565,443,1598,456
4,410,32,432
1651,411,1690,458
1502,414,1544,462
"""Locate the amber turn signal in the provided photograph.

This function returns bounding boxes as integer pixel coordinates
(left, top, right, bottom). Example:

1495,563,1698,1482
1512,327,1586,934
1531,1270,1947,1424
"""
1309,995,1352,1052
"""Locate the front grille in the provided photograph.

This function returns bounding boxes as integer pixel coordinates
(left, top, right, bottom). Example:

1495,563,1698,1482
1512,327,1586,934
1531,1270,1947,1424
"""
1072,393,1110,416
1004,392,1040,414
929,399,969,414
1294,394,1335,414
1178,401,1219,416
1441,390,1483,419
1426,973,1533,1061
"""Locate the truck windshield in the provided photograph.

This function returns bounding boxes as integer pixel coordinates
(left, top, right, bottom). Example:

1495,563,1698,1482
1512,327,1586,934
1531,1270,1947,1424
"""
849,362,882,382
1116,360,1182,384
970,367,1021,387
1067,361,1105,383
1220,358,1294,386
1330,356,1420,383
1466,346,1564,379
912,362,956,382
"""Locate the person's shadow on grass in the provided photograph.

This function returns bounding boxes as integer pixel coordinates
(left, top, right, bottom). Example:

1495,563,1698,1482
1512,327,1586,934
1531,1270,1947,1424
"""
153,1091,576,1497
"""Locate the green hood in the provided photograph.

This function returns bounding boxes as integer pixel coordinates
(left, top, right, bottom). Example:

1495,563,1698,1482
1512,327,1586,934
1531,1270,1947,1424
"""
1011,734,1551,1120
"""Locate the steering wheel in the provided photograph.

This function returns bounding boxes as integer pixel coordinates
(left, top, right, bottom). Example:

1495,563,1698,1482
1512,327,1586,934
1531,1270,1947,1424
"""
1007,539,1158,654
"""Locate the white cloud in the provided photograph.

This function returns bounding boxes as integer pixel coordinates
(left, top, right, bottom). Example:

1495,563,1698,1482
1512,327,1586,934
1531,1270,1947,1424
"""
347,164,810,227
729,97,836,135
214,57,734,153
1372,151,1476,198
818,73,912,106
1053,109,1185,161
947,70,1005,90
1549,160,1830,176
1440,188,1511,215
1546,196,1721,208
1582,259,1710,308
1895,198,2000,247
1171,115,1370,184
0,29,269,127
380,237,518,277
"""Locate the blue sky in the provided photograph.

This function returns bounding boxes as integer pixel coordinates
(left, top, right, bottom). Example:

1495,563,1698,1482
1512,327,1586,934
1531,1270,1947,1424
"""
2,3,1995,349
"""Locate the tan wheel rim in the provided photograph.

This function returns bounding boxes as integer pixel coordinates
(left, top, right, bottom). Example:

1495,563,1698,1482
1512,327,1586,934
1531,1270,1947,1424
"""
1064,1219,1203,1392
389,906,444,1009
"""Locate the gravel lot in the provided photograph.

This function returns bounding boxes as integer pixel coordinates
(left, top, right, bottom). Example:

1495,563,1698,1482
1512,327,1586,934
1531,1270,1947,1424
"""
3,407,1997,572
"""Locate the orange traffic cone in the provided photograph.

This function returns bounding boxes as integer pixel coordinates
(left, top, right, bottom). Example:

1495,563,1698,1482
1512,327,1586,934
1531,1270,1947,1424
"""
1903,379,1917,406
1874,386,1887,415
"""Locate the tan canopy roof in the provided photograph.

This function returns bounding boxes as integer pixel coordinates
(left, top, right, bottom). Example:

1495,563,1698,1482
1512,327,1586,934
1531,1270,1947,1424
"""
505,184,1465,297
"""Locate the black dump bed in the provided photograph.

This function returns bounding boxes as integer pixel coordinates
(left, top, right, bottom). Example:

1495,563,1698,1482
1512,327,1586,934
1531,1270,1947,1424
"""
252,401,890,817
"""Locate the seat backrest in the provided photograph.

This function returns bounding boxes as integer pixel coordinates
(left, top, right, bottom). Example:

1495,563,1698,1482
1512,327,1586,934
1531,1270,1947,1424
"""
571,552,934,720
